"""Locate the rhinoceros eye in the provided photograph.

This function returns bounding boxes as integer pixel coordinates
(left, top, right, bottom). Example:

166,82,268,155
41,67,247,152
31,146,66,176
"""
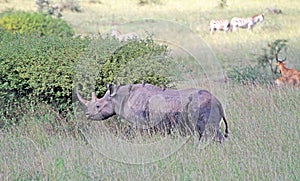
95,103,100,109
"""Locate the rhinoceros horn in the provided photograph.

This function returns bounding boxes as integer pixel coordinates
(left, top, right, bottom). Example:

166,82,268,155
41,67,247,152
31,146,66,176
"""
91,92,97,102
76,87,88,106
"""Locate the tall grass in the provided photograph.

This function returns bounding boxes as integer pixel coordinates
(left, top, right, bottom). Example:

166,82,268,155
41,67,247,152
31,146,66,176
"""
0,84,299,180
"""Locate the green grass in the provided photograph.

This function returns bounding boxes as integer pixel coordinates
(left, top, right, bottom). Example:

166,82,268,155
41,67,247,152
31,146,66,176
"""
0,0,300,180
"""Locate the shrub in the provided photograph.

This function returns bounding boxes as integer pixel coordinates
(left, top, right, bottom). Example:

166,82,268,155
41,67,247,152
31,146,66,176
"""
257,39,288,74
218,0,228,8
227,39,288,85
77,34,175,97
0,11,74,37
36,0,81,17
0,30,89,124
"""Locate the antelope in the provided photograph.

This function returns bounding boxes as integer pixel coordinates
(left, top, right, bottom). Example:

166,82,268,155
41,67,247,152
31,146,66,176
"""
275,74,300,87
275,59,300,86
275,60,300,77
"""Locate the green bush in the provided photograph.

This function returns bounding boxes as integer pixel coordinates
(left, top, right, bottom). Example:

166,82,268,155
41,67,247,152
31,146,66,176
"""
0,11,74,37
0,30,89,123
77,34,174,96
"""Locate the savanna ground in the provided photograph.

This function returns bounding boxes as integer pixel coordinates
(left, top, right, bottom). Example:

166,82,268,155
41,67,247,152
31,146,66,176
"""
0,0,299,180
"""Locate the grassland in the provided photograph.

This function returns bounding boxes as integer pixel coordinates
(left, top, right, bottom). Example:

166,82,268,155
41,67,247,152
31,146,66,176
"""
0,0,299,180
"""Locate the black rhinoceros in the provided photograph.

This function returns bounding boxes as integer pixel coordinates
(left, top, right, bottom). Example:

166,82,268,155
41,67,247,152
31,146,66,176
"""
77,83,229,142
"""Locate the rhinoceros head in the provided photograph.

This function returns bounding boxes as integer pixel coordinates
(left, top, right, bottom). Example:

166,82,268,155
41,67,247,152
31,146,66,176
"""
76,86,115,120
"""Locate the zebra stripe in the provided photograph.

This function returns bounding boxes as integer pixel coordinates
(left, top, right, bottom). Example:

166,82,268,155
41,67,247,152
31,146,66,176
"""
209,19,231,34
230,13,264,32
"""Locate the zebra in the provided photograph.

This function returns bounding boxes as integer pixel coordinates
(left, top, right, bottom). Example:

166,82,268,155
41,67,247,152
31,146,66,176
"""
209,19,231,34
230,13,264,32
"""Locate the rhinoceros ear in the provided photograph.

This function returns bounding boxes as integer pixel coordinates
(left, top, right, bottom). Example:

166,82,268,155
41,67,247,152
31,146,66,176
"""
106,83,110,90
104,83,115,97
105,83,120,97
110,86,117,97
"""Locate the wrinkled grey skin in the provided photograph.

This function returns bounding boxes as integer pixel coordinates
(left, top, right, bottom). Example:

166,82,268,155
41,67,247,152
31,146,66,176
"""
77,83,229,142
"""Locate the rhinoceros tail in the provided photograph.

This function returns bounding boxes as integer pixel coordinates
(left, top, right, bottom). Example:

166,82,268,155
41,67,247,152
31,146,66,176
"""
216,98,229,138
223,116,229,138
